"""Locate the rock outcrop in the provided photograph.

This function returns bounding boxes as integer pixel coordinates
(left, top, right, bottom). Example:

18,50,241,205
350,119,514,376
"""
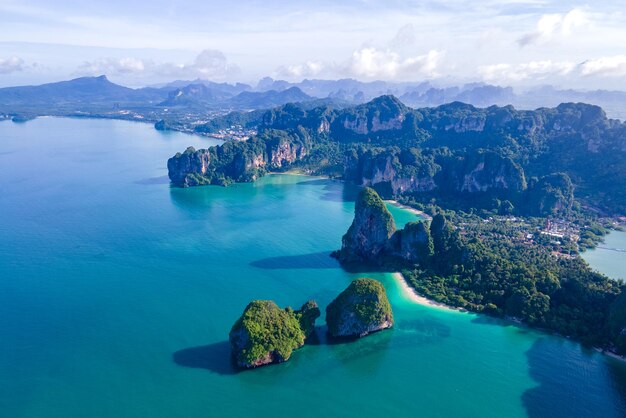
168,131,311,187
337,187,438,265
326,278,394,338
394,221,434,264
338,187,396,262
167,147,212,187
229,300,320,369
447,151,527,193
524,172,574,216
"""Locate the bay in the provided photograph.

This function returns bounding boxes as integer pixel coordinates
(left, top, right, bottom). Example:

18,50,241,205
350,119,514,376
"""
1,117,625,418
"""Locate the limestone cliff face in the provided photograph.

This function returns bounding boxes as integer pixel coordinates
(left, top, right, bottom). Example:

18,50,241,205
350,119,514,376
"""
453,152,527,193
339,188,397,263
168,134,310,187
317,118,330,134
371,113,405,132
326,278,393,338
342,115,369,135
431,113,486,133
343,150,437,198
167,147,211,187
334,95,410,138
389,176,437,195
231,152,266,180
437,151,526,193
267,139,307,168
393,221,434,264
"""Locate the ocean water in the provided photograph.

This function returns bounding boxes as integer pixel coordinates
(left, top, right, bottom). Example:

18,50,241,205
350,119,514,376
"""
1,117,626,418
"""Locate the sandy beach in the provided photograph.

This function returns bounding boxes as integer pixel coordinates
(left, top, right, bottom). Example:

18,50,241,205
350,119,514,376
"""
386,200,432,221
392,272,461,312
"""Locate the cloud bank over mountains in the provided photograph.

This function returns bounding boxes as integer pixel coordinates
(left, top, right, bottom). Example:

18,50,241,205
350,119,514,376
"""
1,1,625,89
75,50,240,81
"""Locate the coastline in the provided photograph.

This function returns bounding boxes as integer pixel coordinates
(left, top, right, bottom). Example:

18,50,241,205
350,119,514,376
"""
386,199,432,221
392,272,462,312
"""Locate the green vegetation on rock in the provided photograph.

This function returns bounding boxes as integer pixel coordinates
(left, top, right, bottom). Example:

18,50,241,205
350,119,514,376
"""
339,187,396,262
609,292,626,354
229,299,320,368
326,278,394,338
169,97,626,216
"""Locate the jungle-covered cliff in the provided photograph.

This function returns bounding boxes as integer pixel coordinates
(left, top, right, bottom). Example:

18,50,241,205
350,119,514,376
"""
169,95,626,215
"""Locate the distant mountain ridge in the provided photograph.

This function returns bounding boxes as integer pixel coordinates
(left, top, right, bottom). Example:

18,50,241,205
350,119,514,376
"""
3,75,626,120
0,75,319,113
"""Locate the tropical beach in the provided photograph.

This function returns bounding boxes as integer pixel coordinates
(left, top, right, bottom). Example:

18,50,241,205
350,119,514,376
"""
392,272,459,312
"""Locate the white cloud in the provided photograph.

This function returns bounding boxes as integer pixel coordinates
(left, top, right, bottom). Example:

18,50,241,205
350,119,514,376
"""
77,57,146,75
272,21,444,82
517,8,588,46
479,60,576,83
275,61,325,78
75,49,239,80
347,48,442,79
0,56,25,74
580,55,626,77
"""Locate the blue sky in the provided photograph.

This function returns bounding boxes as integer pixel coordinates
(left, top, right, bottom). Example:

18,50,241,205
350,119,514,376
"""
1,0,626,88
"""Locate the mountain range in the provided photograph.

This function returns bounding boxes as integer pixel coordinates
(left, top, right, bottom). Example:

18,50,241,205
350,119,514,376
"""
3,75,626,120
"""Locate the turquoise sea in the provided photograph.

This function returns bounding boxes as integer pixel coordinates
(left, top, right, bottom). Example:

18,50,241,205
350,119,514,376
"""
1,117,626,418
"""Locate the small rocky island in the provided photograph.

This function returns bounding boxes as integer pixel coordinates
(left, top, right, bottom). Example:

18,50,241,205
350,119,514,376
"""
229,300,320,368
326,278,394,338
229,279,394,369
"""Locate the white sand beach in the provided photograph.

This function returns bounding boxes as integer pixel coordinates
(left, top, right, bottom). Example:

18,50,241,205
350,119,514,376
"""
386,200,432,221
392,272,461,312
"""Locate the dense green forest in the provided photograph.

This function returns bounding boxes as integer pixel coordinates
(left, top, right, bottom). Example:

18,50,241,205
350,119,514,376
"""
400,212,622,346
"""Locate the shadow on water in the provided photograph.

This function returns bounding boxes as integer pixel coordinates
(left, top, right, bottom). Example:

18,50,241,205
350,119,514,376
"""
250,251,339,270
173,341,239,375
296,178,359,203
521,338,626,418
339,260,390,274
470,315,534,335
174,318,451,375
607,358,626,405
135,175,170,185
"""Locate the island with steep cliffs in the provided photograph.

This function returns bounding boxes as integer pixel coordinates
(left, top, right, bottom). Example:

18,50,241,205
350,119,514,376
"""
229,300,320,368
326,278,394,338
229,279,394,369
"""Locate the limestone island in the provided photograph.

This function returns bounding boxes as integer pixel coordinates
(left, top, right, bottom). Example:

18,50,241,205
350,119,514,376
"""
336,186,434,267
229,300,320,369
326,278,394,338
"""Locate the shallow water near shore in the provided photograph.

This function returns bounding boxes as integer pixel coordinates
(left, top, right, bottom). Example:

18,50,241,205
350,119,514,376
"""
1,117,626,417
582,230,626,281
